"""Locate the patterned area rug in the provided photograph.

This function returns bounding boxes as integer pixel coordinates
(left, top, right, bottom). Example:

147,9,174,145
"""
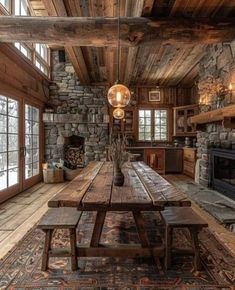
0,211,234,289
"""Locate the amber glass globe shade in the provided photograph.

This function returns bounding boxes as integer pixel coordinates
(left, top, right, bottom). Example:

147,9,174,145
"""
107,84,131,108
113,108,125,119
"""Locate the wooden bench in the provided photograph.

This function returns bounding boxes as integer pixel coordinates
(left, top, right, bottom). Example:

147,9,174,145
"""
37,208,82,271
160,207,208,271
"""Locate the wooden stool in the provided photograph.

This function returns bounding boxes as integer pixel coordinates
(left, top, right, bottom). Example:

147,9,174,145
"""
160,207,208,271
37,208,82,271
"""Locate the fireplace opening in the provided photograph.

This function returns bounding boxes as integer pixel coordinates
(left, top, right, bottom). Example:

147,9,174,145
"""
210,149,235,200
64,135,85,169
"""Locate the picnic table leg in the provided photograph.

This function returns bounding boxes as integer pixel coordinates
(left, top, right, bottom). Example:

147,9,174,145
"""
132,211,149,247
69,228,78,270
132,211,163,273
41,229,53,271
165,225,173,270
90,211,106,247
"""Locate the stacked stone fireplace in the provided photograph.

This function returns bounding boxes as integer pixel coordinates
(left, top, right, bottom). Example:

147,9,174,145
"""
196,42,235,188
44,50,109,165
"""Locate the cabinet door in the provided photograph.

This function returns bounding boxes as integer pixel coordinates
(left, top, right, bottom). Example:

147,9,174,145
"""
165,149,183,173
144,149,165,174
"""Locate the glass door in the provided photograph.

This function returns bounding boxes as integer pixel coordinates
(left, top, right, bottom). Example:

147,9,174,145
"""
0,95,20,195
0,97,42,202
24,104,40,188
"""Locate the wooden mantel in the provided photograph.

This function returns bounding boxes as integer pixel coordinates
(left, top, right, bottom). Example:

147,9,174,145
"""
190,104,235,128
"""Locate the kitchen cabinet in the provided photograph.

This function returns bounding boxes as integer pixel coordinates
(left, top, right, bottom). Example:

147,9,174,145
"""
183,148,197,178
144,148,165,174
109,107,136,141
143,147,183,174
173,104,199,136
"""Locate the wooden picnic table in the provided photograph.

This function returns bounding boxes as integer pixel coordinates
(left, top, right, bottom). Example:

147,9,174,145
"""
48,161,190,261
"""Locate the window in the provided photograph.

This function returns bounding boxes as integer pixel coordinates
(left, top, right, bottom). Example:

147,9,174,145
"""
0,0,10,11
139,110,151,141
35,43,50,75
14,0,29,15
25,105,40,179
138,109,168,141
4,0,51,76
0,96,19,191
14,42,31,60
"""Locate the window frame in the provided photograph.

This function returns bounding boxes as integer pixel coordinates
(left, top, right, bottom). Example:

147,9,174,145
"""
0,0,11,13
138,108,170,142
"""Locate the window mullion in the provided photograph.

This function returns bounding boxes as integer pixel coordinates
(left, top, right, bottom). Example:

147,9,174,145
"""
151,110,154,140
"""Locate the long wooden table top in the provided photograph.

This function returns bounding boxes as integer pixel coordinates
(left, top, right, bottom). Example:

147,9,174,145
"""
48,161,191,211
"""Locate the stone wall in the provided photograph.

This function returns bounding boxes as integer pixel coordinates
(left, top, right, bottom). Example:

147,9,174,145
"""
44,50,109,164
196,42,235,186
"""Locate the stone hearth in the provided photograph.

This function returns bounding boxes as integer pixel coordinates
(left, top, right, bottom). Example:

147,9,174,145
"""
196,42,235,187
44,50,109,164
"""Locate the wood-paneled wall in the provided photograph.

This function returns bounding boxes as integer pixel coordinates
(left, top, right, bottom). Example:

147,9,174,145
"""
0,43,49,104
136,86,196,107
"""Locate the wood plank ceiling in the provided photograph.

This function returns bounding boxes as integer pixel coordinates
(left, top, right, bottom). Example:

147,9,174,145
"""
28,0,235,87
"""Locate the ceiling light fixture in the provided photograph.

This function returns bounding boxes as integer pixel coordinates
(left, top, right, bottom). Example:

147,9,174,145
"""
107,0,131,109
113,107,125,119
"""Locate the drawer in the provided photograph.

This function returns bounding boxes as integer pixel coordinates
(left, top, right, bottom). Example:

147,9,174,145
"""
183,160,194,174
184,148,196,161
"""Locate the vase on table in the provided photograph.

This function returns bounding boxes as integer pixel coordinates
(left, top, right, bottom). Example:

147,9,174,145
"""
113,163,124,186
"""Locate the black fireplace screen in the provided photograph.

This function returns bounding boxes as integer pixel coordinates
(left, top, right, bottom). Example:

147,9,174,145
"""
210,149,235,200
214,155,235,186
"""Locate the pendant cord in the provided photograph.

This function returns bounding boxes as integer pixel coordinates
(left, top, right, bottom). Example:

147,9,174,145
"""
117,0,120,82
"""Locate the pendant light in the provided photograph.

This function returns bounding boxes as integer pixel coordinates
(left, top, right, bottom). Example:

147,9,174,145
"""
113,107,125,119
107,0,131,108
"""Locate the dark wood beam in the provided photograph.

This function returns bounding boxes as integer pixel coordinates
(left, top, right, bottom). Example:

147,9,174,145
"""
142,0,155,16
65,46,90,84
41,0,91,84
1,16,235,46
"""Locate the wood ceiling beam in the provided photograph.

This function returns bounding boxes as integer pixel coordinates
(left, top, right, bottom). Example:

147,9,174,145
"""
1,16,235,46
65,46,90,84
123,1,144,86
142,0,155,16
41,0,91,84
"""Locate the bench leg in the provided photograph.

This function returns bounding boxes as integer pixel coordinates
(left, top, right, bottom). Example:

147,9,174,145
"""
90,211,106,247
164,226,173,270
189,228,201,271
69,228,78,271
41,229,53,271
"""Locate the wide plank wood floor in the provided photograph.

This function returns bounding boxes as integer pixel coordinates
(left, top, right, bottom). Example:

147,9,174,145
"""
0,181,68,259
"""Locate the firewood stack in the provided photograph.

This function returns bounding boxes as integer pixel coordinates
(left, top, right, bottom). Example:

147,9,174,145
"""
64,146,84,169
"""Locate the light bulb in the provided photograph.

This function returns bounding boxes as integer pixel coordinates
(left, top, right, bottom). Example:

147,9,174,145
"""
113,108,124,119
229,83,233,91
116,91,122,102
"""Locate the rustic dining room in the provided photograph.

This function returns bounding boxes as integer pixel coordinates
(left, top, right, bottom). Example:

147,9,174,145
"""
0,0,235,289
